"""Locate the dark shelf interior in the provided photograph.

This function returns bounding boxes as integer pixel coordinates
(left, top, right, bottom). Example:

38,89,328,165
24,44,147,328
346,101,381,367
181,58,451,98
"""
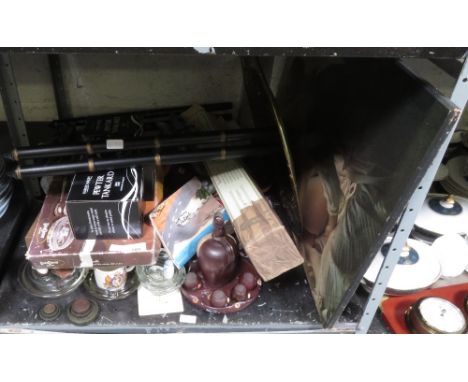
0,201,389,334
0,122,392,333
0,55,411,333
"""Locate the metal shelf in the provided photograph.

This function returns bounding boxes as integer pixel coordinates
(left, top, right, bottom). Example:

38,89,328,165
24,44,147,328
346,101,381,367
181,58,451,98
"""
0,47,466,58
0,48,467,333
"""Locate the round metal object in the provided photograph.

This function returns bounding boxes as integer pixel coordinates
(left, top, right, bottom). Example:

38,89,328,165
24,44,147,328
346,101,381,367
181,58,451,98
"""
405,297,467,334
71,298,91,317
67,298,100,326
428,195,462,216
381,243,419,265
38,303,61,321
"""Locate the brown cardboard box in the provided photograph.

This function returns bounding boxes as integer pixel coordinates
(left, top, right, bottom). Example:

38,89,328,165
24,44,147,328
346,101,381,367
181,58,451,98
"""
25,220,36,248
26,177,161,269
206,160,304,281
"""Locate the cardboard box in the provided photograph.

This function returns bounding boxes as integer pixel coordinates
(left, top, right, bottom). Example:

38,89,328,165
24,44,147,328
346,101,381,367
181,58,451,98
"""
206,160,304,281
26,177,160,269
66,168,143,239
153,177,227,268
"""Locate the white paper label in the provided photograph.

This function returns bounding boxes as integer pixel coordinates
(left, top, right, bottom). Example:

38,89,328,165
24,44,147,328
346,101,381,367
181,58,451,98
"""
106,139,124,150
179,314,197,324
109,242,147,253
137,287,184,316
79,239,95,267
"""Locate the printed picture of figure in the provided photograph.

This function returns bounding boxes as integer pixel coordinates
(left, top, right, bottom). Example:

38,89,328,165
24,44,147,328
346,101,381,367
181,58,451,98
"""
275,57,457,326
301,155,388,324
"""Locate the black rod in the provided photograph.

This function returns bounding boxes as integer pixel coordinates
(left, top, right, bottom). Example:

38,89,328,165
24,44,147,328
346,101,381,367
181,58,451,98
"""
9,129,276,161
10,146,279,178
52,102,233,127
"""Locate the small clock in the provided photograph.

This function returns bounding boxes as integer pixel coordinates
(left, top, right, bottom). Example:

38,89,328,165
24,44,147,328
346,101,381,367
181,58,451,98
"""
405,297,467,334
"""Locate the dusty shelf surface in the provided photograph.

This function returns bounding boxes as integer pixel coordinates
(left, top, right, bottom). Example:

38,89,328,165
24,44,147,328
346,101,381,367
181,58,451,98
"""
0,204,390,334
0,127,390,333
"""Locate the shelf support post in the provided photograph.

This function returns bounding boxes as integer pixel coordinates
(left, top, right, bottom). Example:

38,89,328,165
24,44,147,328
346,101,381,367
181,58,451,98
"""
0,53,30,147
0,53,41,197
356,56,468,334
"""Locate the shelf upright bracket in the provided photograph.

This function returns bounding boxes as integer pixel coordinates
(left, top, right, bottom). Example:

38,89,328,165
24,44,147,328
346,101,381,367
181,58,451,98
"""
0,53,41,197
356,56,468,334
0,53,30,147
48,54,72,119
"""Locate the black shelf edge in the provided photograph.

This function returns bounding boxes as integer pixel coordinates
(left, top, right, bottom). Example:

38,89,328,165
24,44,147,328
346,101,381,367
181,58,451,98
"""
0,47,466,59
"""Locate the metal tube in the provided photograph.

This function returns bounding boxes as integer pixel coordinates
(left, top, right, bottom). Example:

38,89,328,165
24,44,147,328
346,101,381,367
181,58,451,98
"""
10,129,276,161
11,145,279,178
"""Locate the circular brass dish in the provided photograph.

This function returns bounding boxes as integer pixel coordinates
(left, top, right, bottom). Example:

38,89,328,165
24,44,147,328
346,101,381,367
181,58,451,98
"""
67,298,100,326
38,303,61,321
405,297,467,334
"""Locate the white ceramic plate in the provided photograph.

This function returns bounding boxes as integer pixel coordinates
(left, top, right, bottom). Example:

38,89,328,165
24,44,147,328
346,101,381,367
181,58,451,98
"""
364,238,441,294
431,234,468,278
414,193,468,236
